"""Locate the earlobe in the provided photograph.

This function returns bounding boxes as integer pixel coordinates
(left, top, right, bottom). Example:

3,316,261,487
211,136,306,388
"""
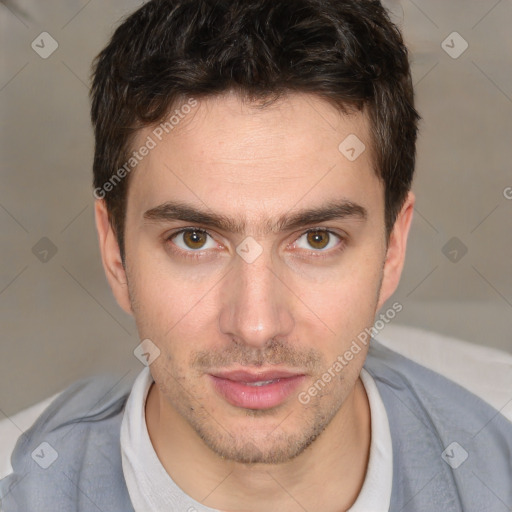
94,199,133,315
376,191,415,310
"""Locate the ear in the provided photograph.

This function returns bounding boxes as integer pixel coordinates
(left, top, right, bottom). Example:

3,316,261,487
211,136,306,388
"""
376,191,415,310
94,199,133,316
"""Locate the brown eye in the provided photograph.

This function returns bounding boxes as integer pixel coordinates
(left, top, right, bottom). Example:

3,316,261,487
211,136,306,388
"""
306,230,330,250
184,230,207,249
294,229,343,254
171,229,215,252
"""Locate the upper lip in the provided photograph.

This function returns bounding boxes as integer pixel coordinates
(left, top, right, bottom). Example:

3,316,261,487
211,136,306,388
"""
209,369,305,383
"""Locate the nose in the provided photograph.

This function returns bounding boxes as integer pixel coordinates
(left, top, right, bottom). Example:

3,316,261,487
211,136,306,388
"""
218,247,295,349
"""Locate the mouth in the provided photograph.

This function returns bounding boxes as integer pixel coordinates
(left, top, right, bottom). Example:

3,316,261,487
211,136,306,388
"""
208,369,306,410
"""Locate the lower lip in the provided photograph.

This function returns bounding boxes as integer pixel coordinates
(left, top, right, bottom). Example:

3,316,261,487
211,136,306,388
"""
209,375,306,410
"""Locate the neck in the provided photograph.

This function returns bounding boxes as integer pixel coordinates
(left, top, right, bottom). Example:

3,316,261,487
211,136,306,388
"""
145,376,371,512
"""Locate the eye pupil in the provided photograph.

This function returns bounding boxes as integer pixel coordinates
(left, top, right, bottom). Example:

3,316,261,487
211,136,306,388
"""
307,230,329,249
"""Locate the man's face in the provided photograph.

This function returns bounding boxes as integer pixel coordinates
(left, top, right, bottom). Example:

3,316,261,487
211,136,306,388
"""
121,92,389,464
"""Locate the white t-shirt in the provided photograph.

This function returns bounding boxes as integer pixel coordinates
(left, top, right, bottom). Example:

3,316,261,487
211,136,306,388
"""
120,367,392,512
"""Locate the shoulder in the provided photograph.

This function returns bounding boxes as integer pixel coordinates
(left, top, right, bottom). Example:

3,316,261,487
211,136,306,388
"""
29,371,136,435
365,337,512,509
0,371,137,512
365,337,512,432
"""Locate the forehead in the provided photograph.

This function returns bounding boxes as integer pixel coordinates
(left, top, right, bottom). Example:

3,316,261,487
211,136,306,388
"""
126,92,382,229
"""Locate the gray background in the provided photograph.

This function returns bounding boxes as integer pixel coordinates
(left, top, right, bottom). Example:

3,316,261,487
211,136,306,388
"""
1,0,511,418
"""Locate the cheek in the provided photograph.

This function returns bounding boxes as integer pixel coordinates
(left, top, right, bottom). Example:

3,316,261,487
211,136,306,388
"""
297,250,383,329
127,244,216,332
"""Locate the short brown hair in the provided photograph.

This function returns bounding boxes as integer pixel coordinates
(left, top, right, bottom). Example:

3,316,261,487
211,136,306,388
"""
90,0,420,263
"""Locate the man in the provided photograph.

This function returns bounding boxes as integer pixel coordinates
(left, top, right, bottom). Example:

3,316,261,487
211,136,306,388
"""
1,0,511,511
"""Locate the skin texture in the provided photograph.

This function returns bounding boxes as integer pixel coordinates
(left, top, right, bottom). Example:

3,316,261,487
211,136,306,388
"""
95,91,414,511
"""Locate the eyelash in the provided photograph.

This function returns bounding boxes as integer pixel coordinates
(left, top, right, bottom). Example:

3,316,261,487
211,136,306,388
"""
164,227,346,261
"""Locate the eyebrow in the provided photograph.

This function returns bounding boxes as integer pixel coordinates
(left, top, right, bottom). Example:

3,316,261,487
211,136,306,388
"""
143,199,367,235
